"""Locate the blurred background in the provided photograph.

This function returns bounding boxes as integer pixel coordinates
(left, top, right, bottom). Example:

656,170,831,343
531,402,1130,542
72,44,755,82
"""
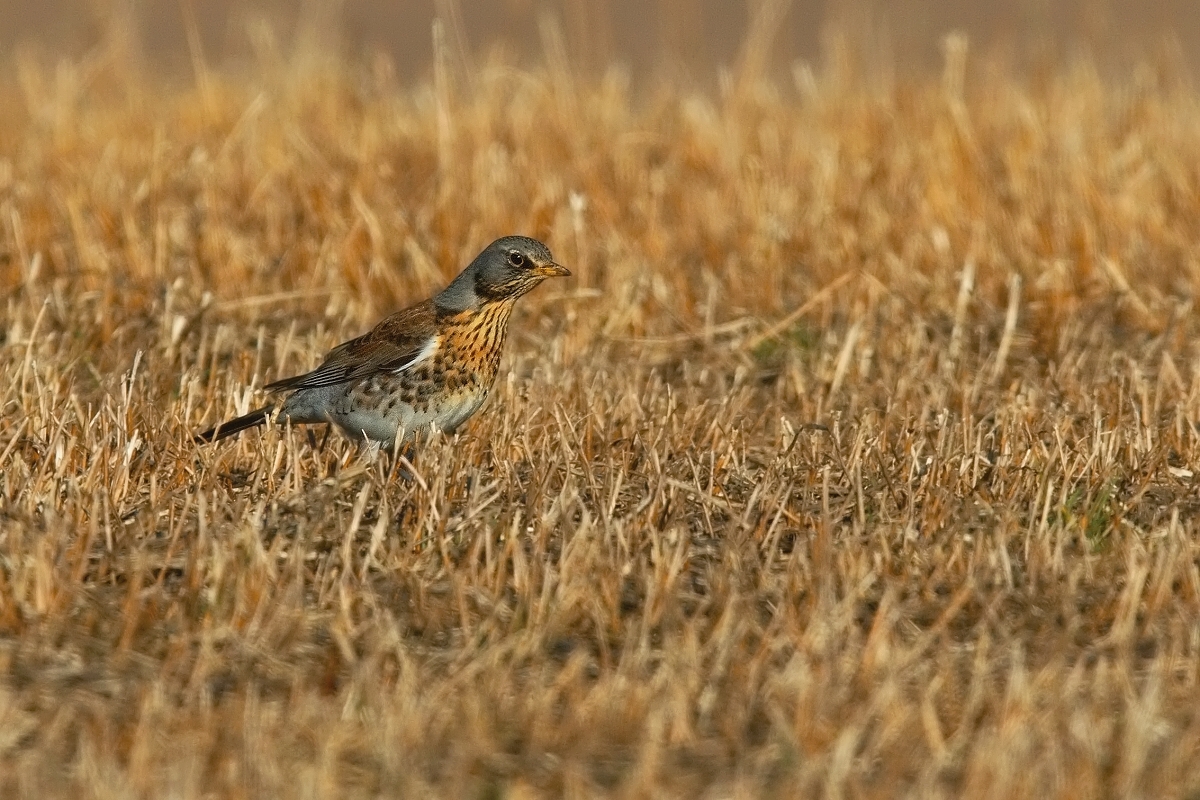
2,0,1196,81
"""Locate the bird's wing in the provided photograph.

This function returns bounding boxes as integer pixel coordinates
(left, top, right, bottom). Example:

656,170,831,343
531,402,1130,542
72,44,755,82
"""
265,301,439,392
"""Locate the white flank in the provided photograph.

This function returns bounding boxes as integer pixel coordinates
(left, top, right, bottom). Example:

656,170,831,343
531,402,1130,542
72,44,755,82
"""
393,336,439,374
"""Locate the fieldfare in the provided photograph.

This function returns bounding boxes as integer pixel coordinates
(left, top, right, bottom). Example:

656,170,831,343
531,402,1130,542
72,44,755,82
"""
195,236,570,449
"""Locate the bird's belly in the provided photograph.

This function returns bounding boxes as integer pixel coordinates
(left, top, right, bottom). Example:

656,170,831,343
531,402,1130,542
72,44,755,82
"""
331,405,413,446
329,387,489,446
433,388,489,434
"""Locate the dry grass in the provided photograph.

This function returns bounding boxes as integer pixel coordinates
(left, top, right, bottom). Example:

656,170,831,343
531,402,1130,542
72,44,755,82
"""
2,27,1200,799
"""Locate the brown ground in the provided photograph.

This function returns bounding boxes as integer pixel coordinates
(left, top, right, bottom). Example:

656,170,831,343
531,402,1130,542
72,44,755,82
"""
1,19,1199,800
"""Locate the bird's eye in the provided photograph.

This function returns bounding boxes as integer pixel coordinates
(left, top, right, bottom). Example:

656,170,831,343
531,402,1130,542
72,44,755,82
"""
507,251,526,268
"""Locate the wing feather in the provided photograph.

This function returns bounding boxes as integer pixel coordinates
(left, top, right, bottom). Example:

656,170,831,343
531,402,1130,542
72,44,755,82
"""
265,301,439,392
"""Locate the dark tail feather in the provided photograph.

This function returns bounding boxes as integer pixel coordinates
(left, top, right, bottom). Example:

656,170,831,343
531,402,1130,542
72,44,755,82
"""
194,406,275,444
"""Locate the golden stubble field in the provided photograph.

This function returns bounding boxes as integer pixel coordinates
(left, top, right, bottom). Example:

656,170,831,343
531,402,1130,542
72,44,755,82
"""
1,29,1200,800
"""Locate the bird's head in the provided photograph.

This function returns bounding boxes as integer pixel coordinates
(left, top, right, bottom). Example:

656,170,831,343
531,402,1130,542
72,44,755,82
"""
437,236,570,310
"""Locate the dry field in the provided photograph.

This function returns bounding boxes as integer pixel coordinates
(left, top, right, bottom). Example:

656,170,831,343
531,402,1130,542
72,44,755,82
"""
2,29,1200,800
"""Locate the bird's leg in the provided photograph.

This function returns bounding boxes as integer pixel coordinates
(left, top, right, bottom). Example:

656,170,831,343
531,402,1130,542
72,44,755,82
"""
386,440,419,483
307,425,335,478
304,423,332,452
399,442,417,470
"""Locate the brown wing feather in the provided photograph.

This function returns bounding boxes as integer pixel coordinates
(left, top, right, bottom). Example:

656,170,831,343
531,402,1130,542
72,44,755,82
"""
266,301,439,392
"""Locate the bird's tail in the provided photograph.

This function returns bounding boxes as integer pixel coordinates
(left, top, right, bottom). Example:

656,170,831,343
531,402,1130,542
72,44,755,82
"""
194,406,275,444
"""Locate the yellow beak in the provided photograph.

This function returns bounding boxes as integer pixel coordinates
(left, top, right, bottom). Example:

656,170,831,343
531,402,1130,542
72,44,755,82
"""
532,262,572,278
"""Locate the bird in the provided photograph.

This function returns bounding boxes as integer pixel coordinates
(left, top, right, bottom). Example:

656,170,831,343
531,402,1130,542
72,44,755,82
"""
195,236,570,450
